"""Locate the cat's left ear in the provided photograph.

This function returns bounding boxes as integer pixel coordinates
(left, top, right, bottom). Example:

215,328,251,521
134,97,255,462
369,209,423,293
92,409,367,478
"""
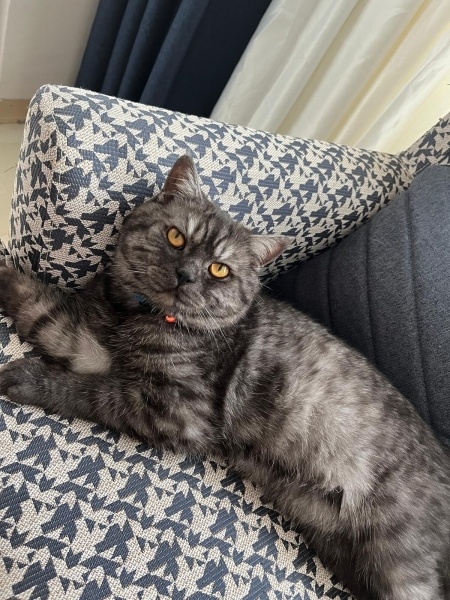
162,155,202,199
250,234,295,267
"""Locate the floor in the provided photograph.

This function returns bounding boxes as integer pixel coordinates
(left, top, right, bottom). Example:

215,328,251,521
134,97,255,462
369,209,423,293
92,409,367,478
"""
0,124,25,243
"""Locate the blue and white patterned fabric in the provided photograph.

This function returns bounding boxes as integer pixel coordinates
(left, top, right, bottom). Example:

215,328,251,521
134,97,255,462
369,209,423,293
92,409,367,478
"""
10,86,418,286
1,85,449,599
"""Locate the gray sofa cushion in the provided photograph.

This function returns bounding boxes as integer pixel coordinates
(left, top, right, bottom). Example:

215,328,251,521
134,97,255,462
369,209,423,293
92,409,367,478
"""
271,165,450,445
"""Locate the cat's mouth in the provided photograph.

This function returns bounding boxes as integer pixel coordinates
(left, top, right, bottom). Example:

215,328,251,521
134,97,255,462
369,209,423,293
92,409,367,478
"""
141,288,233,331
148,288,200,319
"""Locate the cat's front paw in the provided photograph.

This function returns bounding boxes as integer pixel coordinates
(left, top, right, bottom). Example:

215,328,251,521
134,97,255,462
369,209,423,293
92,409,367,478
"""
0,358,45,406
0,264,23,313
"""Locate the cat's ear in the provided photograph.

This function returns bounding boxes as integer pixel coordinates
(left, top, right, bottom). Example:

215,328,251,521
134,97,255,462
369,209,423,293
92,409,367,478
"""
250,234,294,267
162,155,202,199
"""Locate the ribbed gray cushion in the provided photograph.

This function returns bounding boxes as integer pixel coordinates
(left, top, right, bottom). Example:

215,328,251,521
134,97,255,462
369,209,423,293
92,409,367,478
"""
271,165,450,445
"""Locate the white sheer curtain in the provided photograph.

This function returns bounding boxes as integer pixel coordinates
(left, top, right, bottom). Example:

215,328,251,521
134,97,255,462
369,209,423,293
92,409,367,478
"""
211,0,450,153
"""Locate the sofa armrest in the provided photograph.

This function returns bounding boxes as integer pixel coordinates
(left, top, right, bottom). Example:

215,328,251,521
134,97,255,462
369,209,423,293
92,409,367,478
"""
12,85,412,287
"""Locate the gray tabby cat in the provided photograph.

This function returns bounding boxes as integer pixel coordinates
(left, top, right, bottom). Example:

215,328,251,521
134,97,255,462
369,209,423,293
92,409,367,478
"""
0,156,449,600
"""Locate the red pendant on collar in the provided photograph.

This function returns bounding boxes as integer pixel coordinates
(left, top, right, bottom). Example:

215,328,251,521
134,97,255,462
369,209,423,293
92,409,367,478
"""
164,314,177,324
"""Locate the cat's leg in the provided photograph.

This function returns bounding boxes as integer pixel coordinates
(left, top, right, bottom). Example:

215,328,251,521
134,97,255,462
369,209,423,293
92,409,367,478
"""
383,571,441,600
0,265,111,374
0,358,145,439
362,550,443,600
443,552,450,600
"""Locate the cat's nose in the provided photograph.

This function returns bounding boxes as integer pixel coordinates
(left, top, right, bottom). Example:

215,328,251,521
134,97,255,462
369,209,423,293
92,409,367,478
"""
176,268,195,286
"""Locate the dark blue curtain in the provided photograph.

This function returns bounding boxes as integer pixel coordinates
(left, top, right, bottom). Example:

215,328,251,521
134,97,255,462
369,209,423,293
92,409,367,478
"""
76,0,272,117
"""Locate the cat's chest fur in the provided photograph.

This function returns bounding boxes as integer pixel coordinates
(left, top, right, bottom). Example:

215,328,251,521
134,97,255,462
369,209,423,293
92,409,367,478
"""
115,313,213,374
112,313,222,451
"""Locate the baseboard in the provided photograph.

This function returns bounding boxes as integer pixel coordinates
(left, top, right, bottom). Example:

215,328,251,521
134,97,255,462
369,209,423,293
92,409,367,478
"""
0,99,30,124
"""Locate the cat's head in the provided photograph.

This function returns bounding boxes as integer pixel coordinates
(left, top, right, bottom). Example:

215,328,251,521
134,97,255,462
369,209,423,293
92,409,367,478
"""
112,156,292,329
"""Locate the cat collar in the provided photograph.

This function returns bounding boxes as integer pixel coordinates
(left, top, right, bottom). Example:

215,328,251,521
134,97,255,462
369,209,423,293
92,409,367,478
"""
134,293,177,324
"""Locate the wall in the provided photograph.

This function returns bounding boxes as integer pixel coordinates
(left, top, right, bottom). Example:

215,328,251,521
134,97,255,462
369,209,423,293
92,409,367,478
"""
0,0,99,99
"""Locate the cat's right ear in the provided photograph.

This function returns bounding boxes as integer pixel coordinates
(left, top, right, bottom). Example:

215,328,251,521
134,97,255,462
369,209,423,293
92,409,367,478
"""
250,234,294,267
162,155,202,199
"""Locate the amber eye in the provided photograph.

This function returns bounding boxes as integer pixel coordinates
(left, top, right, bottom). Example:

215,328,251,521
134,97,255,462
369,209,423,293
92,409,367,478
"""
167,227,185,249
209,263,230,279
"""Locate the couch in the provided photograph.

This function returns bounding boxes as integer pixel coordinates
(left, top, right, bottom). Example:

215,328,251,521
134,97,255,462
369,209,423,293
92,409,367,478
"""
0,85,449,599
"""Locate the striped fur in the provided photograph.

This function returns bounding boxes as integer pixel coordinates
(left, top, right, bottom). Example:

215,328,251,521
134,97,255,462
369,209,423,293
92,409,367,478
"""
0,157,449,600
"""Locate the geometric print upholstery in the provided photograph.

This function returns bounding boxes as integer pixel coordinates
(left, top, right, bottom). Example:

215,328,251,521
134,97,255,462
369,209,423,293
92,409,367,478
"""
401,111,450,177
0,390,352,599
1,85,449,599
10,85,417,287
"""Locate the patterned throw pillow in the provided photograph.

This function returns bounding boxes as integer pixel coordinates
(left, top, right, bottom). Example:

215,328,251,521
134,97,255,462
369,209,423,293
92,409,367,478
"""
10,85,412,288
